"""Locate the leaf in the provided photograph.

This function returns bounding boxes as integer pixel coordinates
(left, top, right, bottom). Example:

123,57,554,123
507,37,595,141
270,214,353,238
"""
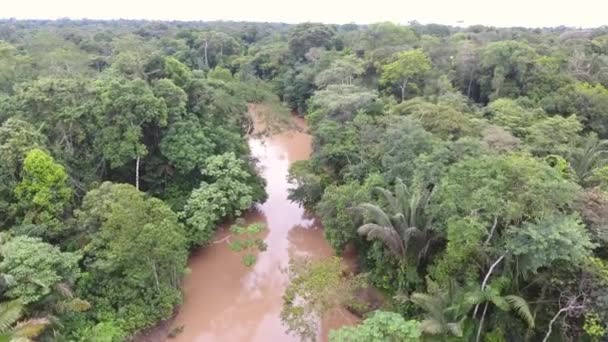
420,319,443,335
357,223,404,258
12,318,50,338
446,322,463,337
505,295,535,328
354,203,392,227
0,300,22,332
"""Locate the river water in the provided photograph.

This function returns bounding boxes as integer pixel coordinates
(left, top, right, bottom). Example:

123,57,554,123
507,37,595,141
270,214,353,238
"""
166,105,357,341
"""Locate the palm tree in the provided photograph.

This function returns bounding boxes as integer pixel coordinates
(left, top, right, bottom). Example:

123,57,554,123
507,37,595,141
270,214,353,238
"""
0,299,49,342
568,134,608,185
354,178,437,268
408,281,474,338
466,278,534,342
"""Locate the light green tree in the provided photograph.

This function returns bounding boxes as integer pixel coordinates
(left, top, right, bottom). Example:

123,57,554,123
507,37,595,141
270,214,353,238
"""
380,49,431,101
14,149,71,237
181,153,255,246
329,311,421,342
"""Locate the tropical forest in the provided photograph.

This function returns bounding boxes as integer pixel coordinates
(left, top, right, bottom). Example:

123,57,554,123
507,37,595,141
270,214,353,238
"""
0,18,607,342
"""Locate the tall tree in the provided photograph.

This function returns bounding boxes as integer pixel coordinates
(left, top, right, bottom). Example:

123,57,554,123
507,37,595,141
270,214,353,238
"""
380,49,431,101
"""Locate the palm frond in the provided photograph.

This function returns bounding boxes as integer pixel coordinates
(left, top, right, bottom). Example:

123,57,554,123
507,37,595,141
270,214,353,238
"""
373,186,399,216
12,318,50,339
0,300,23,333
353,203,392,227
410,293,445,323
357,223,404,258
505,295,534,328
420,319,444,335
446,322,463,337
394,178,410,215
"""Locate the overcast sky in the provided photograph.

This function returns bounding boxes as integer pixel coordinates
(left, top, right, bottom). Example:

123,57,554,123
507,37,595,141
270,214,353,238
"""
3,0,607,28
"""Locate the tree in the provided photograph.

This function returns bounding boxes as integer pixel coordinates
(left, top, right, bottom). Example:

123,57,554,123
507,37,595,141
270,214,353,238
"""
307,84,380,126
0,299,50,341
0,235,80,304
13,149,72,237
435,154,579,228
0,118,46,228
288,23,336,60
391,97,481,140
314,55,364,88
317,175,381,253
486,98,544,137
542,82,608,137
281,257,366,341
407,281,474,338
163,57,192,87
181,153,256,246
76,182,188,332
507,215,595,275
380,49,431,101
524,115,582,156
93,78,168,188
355,178,437,275
329,311,421,342
228,221,267,267
568,134,608,185
479,41,537,101
159,119,215,173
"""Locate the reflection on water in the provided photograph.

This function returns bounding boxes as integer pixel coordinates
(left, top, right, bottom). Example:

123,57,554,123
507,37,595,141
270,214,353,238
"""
168,112,357,342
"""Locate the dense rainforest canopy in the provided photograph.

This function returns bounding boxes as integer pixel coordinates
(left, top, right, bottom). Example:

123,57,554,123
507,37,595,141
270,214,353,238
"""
0,18,607,341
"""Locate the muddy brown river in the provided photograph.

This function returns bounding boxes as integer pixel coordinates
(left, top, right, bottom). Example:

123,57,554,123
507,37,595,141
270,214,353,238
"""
166,105,358,341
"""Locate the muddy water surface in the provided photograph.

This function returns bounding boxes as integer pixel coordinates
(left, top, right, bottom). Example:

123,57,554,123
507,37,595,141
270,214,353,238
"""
168,108,357,341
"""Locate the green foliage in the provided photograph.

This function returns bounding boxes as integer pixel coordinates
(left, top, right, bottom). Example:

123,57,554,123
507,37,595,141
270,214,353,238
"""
0,118,46,228
524,115,582,156
583,312,606,341
76,182,188,333
430,217,486,284
543,83,608,138
281,257,366,341
163,57,192,87
486,98,544,137
479,41,537,101
287,160,327,208
507,215,595,274
408,281,475,338
380,49,432,101
356,178,436,267
207,66,234,82
1,19,608,341
329,311,421,342
160,118,215,173
0,235,80,304
0,299,50,341
14,149,71,237
392,97,482,139
435,154,579,227
288,23,336,60
228,221,267,267
93,78,167,168
317,174,382,252
181,153,255,246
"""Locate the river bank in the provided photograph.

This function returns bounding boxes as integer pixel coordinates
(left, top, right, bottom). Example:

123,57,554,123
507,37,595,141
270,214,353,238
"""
134,103,358,341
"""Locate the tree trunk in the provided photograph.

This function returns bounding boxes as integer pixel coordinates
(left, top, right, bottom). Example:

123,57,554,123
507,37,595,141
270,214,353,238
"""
467,76,474,98
400,80,408,102
473,253,506,317
203,39,209,68
475,302,489,342
135,155,140,191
